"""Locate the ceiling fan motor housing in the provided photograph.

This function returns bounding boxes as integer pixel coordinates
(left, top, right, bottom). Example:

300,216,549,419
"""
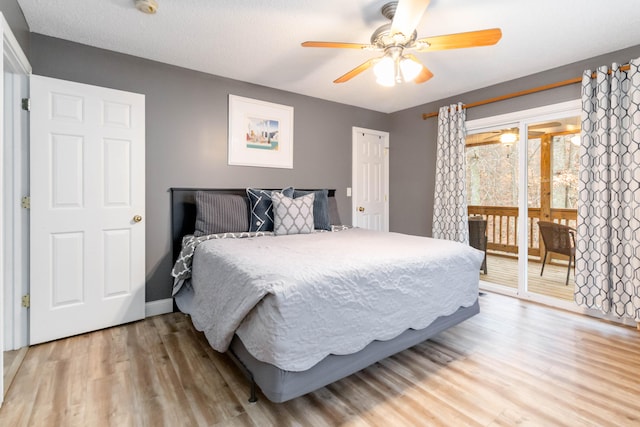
381,2,398,20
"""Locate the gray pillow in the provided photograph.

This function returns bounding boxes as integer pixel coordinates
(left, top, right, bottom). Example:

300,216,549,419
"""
327,196,341,225
273,192,315,236
247,187,294,232
293,189,331,230
194,192,249,237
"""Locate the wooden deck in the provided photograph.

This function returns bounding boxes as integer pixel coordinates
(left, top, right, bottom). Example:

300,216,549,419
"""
481,254,575,301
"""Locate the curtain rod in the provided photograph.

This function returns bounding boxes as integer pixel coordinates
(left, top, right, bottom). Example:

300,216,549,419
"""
422,63,631,120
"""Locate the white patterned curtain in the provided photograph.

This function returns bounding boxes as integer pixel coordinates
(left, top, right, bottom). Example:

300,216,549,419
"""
432,103,469,244
575,57,640,321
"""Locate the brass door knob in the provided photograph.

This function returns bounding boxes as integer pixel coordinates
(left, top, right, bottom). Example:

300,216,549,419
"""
358,206,365,212
133,215,143,223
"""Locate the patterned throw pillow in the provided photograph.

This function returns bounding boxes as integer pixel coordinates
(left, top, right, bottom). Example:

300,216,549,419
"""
247,187,294,232
293,189,331,230
272,192,315,236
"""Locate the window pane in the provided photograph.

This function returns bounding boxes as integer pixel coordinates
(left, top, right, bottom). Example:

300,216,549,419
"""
466,129,518,207
551,133,580,209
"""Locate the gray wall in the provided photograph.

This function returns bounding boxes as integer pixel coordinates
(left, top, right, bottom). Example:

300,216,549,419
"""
20,28,640,302
0,0,29,56
388,44,640,237
29,34,390,301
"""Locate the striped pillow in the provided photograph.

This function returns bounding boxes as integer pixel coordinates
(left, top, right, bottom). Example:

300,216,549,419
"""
193,192,249,236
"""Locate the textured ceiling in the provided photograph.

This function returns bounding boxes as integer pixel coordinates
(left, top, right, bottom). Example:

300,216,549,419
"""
16,0,640,113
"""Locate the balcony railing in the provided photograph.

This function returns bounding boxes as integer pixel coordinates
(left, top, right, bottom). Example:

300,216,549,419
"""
468,205,577,257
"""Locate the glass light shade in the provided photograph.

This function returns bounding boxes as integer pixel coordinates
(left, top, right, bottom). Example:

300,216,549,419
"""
500,132,517,145
376,75,396,87
374,56,395,86
399,57,422,82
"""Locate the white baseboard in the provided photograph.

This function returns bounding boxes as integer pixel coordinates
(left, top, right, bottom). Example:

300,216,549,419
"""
145,298,174,317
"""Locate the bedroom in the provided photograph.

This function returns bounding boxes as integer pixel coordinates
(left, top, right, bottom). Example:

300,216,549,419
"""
1,0,640,425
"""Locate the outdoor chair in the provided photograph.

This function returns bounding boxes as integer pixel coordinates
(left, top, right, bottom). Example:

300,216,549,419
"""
468,216,488,274
537,221,576,286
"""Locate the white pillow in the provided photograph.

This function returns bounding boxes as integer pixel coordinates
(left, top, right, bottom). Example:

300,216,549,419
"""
272,192,315,236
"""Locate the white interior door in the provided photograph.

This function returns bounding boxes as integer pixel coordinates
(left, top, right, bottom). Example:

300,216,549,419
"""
352,127,389,231
29,75,145,345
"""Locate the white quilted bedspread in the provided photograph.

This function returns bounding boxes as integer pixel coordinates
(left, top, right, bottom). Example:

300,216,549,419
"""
187,228,483,371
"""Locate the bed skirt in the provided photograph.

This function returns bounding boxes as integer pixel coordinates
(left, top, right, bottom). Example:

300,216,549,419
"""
228,299,480,403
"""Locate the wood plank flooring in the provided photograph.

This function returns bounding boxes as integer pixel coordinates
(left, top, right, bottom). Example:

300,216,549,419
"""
1,293,639,426
3,347,28,396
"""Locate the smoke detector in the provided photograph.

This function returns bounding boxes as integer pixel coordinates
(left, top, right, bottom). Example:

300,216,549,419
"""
135,0,158,14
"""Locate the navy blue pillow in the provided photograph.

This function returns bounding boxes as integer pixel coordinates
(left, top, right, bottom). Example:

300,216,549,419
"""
293,189,331,230
247,187,294,231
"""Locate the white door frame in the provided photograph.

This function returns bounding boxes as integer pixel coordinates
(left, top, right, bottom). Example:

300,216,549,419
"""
4,72,29,352
0,12,32,405
351,126,389,230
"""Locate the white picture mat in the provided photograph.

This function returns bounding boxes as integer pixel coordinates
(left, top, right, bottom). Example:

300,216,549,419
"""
228,95,294,169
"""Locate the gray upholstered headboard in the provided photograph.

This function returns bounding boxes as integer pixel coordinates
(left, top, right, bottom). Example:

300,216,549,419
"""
169,188,337,262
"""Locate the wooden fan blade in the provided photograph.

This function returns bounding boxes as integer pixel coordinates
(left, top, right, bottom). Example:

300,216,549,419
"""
334,59,375,84
301,41,370,49
405,54,433,83
482,127,515,141
390,0,431,39
529,121,561,129
416,28,502,51
482,132,501,141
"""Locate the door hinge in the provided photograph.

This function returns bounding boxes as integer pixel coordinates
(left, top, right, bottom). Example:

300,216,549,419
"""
21,196,30,209
22,294,30,308
21,98,30,111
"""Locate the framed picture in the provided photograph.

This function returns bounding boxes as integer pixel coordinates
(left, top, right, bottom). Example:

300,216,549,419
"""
228,95,294,169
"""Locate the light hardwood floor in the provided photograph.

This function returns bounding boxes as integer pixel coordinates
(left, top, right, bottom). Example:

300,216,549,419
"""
3,347,28,396
1,293,639,426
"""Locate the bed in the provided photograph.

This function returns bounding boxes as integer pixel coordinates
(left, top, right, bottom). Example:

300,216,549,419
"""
170,188,483,403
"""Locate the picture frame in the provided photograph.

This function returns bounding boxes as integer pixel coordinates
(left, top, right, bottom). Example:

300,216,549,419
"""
228,94,294,169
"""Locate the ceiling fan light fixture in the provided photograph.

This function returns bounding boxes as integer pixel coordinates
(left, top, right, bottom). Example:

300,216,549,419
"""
500,132,517,146
374,56,396,86
374,51,421,86
399,56,422,82
376,75,396,87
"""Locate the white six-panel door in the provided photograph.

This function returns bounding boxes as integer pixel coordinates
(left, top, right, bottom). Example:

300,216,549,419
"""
352,127,389,231
29,75,145,344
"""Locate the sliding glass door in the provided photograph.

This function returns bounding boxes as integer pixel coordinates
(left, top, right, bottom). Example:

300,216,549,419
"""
465,125,520,294
526,117,580,302
465,101,582,309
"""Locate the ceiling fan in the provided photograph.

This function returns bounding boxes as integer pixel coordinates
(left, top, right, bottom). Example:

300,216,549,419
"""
301,0,502,86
